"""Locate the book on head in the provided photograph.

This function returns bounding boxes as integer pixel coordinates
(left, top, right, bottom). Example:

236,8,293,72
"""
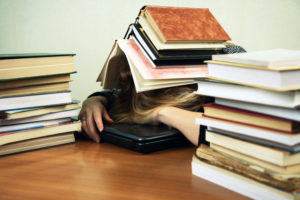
140,6,231,43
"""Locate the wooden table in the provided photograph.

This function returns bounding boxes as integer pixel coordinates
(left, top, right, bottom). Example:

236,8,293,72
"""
0,140,249,200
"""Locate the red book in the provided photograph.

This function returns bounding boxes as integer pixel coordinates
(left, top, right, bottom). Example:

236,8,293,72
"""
143,6,231,43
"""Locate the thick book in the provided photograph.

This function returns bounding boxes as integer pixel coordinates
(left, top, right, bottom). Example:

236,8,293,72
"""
97,39,207,92
195,145,300,192
195,80,300,108
211,49,300,69
0,109,78,126
0,132,75,157
124,23,224,66
0,121,81,146
206,49,300,91
206,131,300,166
192,155,300,200
210,142,300,175
0,82,70,98
203,103,300,132
0,73,72,90
0,101,79,120
0,53,75,80
0,91,72,111
208,128,300,153
0,118,72,134
215,98,300,121
140,6,231,43
195,115,300,146
137,12,226,50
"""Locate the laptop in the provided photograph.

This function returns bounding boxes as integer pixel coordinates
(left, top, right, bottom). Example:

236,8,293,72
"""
99,123,190,153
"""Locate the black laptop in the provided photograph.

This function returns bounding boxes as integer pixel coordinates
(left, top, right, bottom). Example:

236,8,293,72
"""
99,123,190,153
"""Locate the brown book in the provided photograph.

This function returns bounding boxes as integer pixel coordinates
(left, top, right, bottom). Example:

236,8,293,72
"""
142,6,231,43
195,145,300,192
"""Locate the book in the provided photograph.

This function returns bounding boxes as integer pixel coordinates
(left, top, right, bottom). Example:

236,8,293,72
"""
0,53,75,80
0,109,78,126
137,12,226,50
141,6,231,43
206,131,300,166
0,73,72,90
0,101,80,120
0,118,72,134
195,145,300,191
206,49,300,91
206,60,300,91
0,91,72,111
0,82,70,97
0,121,81,146
0,132,75,157
203,103,300,132
124,23,224,66
210,142,300,175
195,80,300,108
208,128,300,153
192,155,300,200
98,39,208,92
195,115,300,146
215,98,300,121
211,49,300,69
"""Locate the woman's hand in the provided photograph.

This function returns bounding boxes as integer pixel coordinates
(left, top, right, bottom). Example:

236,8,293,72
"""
78,96,113,143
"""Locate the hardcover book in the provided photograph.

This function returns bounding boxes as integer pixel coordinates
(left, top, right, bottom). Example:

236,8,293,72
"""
0,53,75,80
141,6,231,43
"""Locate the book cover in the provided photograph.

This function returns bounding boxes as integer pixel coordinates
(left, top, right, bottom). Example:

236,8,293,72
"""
137,13,226,50
143,6,231,43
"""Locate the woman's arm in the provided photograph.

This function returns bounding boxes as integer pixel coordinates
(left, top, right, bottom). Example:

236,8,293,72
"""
79,96,113,143
156,106,202,146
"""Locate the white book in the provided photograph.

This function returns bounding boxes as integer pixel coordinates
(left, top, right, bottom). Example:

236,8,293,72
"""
212,49,300,69
192,155,299,200
0,118,72,133
0,109,79,126
195,116,300,146
0,91,72,111
215,98,300,121
195,80,300,108
207,61,300,91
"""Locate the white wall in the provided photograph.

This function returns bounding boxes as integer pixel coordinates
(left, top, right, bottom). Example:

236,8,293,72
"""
0,0,300,103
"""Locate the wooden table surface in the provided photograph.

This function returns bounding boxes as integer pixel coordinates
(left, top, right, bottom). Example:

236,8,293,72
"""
0,140,249,200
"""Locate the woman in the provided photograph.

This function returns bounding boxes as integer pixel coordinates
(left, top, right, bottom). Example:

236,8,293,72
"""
79,45,245,145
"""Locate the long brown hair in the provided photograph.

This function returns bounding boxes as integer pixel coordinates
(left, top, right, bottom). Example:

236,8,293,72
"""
109,61,205,124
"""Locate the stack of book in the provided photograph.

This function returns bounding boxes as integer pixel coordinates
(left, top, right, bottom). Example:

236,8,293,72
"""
98,5,231,92
0,53,81,156
192,49,300,200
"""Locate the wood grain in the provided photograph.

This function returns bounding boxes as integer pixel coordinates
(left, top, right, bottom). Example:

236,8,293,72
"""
0,140,249,200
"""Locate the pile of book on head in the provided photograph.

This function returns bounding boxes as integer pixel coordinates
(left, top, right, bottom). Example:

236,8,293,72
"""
0,53,81,156
193,49,300,200
98,5,231,92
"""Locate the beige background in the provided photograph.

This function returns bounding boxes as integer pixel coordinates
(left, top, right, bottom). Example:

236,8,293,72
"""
0,0,300,103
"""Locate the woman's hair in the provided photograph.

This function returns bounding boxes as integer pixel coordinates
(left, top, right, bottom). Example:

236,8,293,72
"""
108,61,205,124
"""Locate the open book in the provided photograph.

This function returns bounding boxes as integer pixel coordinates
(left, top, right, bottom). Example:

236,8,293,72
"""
97,39,208,92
